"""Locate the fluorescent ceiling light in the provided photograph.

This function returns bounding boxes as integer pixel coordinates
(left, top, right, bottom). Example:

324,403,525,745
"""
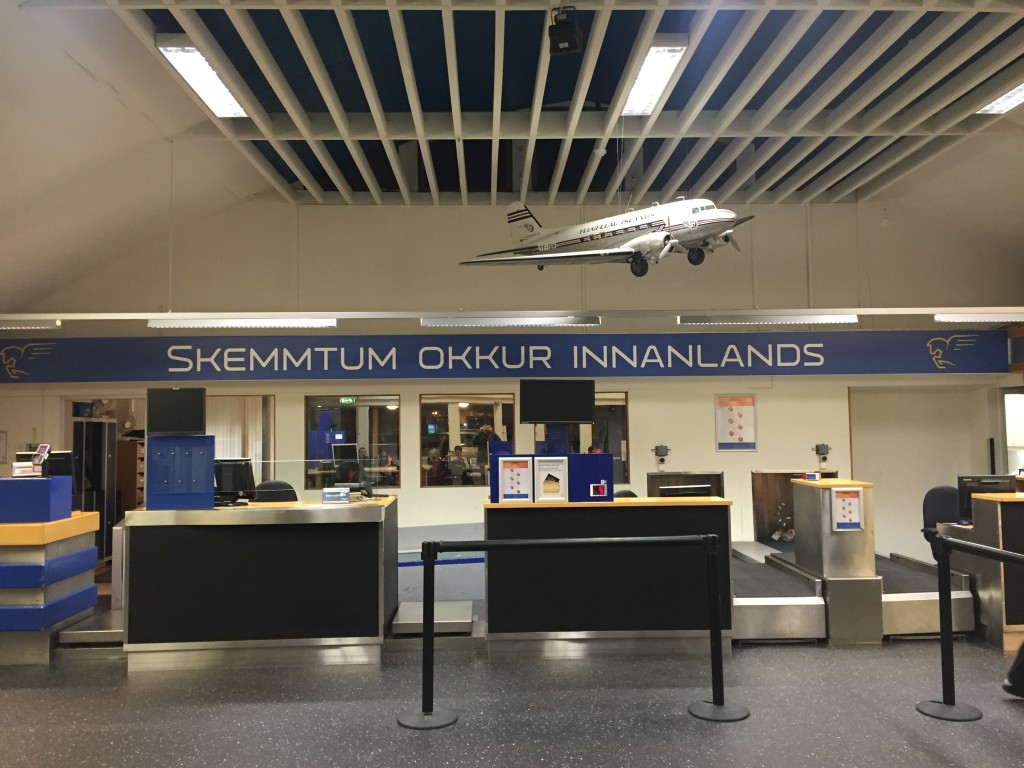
147,317,338,329
0,319,61,330
157,34,247,118
976,83,1024,115
677,314,859,326
421,315,602,328
934,313,1024,323
621,36,688,117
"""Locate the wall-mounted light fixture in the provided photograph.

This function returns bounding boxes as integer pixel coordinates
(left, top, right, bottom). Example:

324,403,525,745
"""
421,315,601,328
157,34,247,118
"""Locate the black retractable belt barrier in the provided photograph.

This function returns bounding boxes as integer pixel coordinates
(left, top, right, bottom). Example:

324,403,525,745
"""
397,533,749,730
916,534,1024,722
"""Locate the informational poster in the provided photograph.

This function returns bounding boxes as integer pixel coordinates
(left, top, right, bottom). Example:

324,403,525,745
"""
831,488,863,531
498,456,533,501
715,395,757,451
533,457,568,502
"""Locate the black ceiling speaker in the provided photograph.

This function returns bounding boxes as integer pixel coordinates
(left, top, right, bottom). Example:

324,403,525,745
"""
548,7,582,55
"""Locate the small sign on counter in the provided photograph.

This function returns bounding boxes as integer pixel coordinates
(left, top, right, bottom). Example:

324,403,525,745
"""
498,456,533,501
533,456,568,502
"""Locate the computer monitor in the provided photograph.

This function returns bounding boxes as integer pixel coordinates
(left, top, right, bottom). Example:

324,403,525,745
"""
333,482,374,499
331,443,359,464
519,379,596,424
148,387,206,436
660,484,713,498
956,475,1015,522
214,458,256,505
42,450,81,494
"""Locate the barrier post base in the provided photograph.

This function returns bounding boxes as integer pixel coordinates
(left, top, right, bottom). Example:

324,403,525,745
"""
688,700,750,722
915,700,982,722
397,708,459,730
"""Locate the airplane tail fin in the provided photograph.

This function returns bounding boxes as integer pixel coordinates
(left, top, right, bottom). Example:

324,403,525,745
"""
507,201,543,242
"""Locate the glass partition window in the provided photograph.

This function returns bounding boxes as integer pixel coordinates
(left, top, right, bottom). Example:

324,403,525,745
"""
531,392,630,482
420,395,515,487
305,395,400,490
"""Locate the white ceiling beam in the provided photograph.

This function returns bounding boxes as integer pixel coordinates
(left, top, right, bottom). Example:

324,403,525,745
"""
389,5,439,204
335,8,412,203
171,8,326,202
225,8,354,203
714,10,870,200
684,10,819,199
112,7,297,203
441,4,468,204
517,12,552,202
630,9,765,203
283,9,383,204
601,8,715,204
547,6,612,205
574,8,665,204
490,6,505,205
63,1,1024,11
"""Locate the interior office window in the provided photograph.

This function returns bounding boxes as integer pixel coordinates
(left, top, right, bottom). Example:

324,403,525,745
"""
532,392,630,482
305,395,400,490
206,396,275,485
420,395,515,487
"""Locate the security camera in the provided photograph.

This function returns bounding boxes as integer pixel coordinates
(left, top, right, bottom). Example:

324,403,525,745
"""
813,443,831,457
658,456,666,465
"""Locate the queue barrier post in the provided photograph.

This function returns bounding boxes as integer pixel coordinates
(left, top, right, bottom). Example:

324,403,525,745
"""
398,534,748,730
916,534,1024,722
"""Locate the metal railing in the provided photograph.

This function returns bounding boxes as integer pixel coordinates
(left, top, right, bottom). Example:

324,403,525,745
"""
397,533,748,730
917,532,1024,721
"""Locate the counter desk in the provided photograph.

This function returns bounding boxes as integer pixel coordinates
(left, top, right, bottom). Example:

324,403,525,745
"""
123,497,397,670
484,496,732,644
940,492,1024,651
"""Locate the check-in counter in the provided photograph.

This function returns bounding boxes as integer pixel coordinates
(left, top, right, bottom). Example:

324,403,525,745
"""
939,492,1024,651
123,497,398,670
484,496,731,653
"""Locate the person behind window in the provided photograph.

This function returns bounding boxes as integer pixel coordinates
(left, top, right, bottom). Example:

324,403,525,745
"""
426,448,446,486
472,423,498,468
447,444,469,485
587,445,601,453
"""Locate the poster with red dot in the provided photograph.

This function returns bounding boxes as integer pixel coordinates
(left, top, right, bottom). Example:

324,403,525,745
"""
715,395,757,452
498,457,534,501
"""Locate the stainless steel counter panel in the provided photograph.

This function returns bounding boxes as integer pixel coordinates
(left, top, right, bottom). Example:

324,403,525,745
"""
792,480,876,579
124,499,390,527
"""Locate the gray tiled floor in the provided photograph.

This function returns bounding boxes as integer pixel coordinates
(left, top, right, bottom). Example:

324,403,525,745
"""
1,640,1021,768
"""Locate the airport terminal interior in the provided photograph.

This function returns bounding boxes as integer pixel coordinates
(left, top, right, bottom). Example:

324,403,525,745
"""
2,2,1024,766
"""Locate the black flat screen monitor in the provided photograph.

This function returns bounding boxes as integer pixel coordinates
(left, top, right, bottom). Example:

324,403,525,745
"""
660,484,713,498
148,387,206,436
331,443,359,464
957,475,1015,522
519,379,595,424
42,450,81,494
214,458,256,505
334,481,374,499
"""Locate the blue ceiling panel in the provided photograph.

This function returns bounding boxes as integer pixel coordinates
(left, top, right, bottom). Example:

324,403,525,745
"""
747,12,844,111
323,141,368,193
454,12,496,113
403,10,449,112
500,11,545,112
250,11,327,115
585,11,643,109
706,11,795,111
251,141,297,185
301,11,369,115
198,9,284,114
351,11,409,113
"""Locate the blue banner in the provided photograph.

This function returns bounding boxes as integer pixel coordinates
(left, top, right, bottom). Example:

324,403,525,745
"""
0,330,1008,384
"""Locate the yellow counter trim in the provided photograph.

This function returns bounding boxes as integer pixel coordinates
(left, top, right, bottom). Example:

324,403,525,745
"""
972,492,1024,503
486,496,731,509
0,511,99,546
791,478,873,489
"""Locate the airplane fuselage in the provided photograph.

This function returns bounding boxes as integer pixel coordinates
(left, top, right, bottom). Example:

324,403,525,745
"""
519,198,739,255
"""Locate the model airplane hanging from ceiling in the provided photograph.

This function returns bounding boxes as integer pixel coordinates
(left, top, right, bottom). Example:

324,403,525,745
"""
461,199,754,278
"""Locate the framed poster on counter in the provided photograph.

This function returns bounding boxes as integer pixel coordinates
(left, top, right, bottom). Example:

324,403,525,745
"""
498,456,533,501
533,456,568,502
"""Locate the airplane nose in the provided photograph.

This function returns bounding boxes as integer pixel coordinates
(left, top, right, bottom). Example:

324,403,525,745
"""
719,208,737,221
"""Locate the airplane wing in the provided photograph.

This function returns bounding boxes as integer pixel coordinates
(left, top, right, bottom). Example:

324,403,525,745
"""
461,247,636,267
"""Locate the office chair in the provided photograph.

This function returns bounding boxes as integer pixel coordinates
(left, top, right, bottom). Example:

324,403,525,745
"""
613,489,638,498
337,461,362,484
252,480,298,503
921,485,959,560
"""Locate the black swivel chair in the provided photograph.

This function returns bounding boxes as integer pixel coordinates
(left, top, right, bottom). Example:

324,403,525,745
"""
252,480,299,503
613,489,638,498
336,461,362,484
921,485,960,559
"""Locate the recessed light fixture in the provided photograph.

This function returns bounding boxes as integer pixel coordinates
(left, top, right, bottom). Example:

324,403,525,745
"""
157,34,248,118
0,319,62,330
458,402,470,408
147,317,338,329
976,83,1024,115
677,314,859,326
934,313,1024,323
420,315,602,328
386,404,399,411
621,35,688,117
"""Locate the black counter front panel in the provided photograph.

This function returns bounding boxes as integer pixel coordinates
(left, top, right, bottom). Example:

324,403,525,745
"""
486,503,731,634
126,523,380,645
1003,501,1024,626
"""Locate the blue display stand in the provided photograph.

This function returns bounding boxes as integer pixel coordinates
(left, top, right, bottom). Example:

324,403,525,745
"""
0,477,72,523
568,453,614,502
146,435,215,510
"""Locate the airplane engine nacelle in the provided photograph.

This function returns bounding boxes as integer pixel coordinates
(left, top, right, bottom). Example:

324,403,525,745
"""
626,232,673,260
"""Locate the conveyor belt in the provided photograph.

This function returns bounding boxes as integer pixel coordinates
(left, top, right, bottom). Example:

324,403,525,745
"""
875,555,939,594
731,558,818,598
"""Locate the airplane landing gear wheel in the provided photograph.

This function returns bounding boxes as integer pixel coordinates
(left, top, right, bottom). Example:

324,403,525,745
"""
687,248,706,266
630,257,650,277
